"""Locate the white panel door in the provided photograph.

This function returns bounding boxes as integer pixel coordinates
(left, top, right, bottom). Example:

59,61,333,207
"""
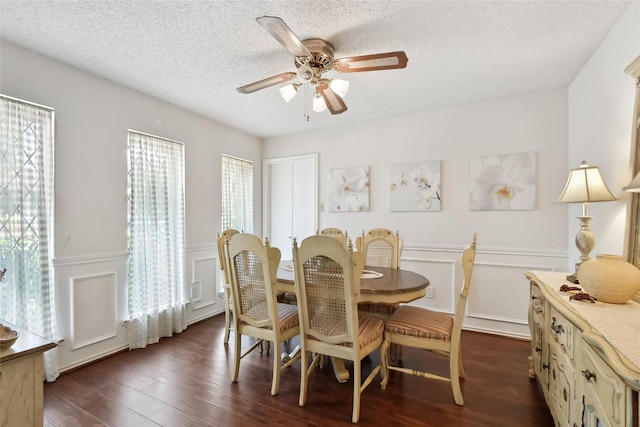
263,154,317,260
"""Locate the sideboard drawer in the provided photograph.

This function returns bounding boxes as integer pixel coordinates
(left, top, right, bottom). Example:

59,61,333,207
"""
549,306,574,360
531,283,545,327
579,342,626,427
548,339,574,425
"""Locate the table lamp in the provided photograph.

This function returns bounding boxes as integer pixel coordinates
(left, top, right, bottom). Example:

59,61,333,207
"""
623,171,640,192
556,161,617,283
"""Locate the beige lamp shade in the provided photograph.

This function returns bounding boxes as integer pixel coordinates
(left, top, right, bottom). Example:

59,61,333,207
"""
556,161,617,204
556,161,617,284
623,171,640,192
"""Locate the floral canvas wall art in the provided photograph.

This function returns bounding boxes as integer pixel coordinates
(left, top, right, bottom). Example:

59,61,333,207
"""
328,166,370,212
390,161,441,211
469,151,536,211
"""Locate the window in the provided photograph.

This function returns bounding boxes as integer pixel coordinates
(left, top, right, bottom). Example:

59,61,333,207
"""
0,95,58,381
624,56,640,269
126,130,186,349
221,154,253,233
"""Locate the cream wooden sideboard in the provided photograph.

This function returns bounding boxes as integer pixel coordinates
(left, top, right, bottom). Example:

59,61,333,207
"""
0,322,56,427
525,271,640,427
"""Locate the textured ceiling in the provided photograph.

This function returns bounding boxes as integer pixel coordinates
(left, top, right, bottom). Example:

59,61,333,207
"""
0,1,631,138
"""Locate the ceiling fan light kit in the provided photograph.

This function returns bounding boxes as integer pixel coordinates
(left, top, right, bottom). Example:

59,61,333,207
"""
236,16,408,118
279,84,298,103
312,93,327,112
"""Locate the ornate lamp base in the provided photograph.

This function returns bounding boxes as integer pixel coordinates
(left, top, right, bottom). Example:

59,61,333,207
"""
567,215,595,284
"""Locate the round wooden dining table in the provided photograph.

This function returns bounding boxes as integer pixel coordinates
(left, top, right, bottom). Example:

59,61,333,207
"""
276,261,430,383
276,262,430,303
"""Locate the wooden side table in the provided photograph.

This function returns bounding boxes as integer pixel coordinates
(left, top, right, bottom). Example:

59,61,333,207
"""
0,321,57,427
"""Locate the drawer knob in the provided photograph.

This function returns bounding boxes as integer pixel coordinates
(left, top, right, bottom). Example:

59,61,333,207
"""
551,317,564,334
581,369,596,381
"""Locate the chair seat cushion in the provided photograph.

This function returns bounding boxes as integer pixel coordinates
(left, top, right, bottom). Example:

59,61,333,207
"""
242,302,299,332
358,302,399,315
385,305,454,341
357,316,384,348
308,316,383,349
276,303,299,332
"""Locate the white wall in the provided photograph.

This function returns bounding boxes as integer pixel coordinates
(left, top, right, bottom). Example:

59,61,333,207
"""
263,89,570,338
262,2,640,339
567,2,640,259
0,40,263,371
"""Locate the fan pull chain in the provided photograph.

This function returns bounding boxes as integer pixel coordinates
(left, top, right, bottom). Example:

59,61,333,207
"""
304,84,310,121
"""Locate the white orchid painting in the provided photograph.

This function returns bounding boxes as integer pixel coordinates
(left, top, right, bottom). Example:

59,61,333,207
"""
390,161,441,211
469,152,536,211
328,166,370,212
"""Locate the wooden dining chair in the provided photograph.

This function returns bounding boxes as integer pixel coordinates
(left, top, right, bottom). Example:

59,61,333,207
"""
292,235,384,423
318,227,349,248
281,227,351,306
282,228,350,306
356,228,404,318
216,228,239,344
226,233,300,396
355,228,402,268
380,233,477,406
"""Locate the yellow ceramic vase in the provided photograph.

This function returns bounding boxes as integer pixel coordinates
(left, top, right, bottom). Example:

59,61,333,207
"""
578,254,640,304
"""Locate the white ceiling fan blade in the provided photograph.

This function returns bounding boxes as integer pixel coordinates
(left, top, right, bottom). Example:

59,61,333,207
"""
333,51,408,73
236,72,296,94
317,81,348,115
256,16,311,57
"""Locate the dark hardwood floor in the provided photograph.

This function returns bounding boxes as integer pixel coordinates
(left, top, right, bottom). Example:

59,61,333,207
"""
44,315,553,426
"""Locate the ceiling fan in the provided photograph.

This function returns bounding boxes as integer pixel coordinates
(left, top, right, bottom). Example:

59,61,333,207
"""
236,16,409,115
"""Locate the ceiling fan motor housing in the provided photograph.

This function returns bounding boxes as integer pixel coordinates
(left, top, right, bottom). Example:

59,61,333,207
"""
295,38,335,71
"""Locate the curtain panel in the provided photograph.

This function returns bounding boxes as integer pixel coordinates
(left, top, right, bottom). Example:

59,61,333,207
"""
0,95,58,381
126,131,186,349
221,155,253,233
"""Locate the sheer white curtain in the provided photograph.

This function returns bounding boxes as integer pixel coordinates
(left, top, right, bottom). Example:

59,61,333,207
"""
0,95,58,381
221,155,253,233
126,131,186,350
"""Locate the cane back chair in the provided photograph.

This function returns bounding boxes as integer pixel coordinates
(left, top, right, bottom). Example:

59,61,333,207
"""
292,235,384,423
318,227,349,248
226,233,300,395
356,228,404,318
380,233,477,406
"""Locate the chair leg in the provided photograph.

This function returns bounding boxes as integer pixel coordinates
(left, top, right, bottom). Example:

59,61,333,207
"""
232,331,241,383
299,350,309,407
450,348,464,406
223,307,231,344
271,341,281,396
223,289,232,344
379,336,391,389
352,359,361,423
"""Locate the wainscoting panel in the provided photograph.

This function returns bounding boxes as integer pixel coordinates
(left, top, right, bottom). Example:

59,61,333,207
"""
402,257,456,314
402,244,566,339
190,256,218,311
70,272,117,350
467,263,532,326
185,246,223,324
55,253,132,371
50,244,567,370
